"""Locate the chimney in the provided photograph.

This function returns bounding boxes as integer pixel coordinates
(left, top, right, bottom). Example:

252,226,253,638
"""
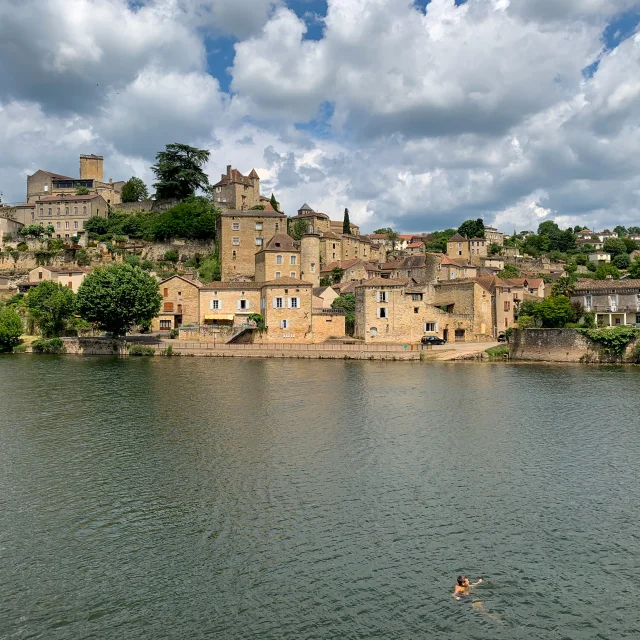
227,165,232,179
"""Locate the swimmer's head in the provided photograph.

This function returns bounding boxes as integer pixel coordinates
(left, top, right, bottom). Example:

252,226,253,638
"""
457,575,468,586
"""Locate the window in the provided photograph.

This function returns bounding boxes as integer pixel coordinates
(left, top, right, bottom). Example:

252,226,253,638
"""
274,297,284,308
178,291,182,296
290,256,297,265
332,243,336,249
290,297,299,308
83,206,87,215
585,295,592,309
31,212,34,221
74,207,78,215
238,299,248,310
48,208,52,216
216,187,221,193
164,302,174,312
609,295,618,311
68,282,73,289
275,272,281,279
275,223,279,231
65,207,69,215
163,288,168,297
504,301,511,312
276,255,283,265
44,184,49,192
255,222,263,230
255,238,263,246
377,307,388,319
38,271,43,280
74,221,78,229
56,222,61,230
210,299,220,310
232,250,237,260
232,222,240,231
411,293,423,301
414,307,419,314
288,272,294,278
280,319,289,329
57,207,60,215
425,322,437,332
160,320,172,330
232,237,240,245
65,221,70,230
311,263,316,273
39,208,43,216
377,291,388,302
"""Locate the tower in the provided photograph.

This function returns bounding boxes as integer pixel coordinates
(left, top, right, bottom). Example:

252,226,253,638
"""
79,154,104,183
300,227,320,287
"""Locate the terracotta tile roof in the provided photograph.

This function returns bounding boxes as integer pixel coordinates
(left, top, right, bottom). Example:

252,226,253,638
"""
201,281,263,290
212,167,255,188
159,274,203,288
321,259,361,272
448,233,467,242
469,236,486,242
356,277,411,287
407,242,424,248
35,194,103,202
292,210,330,219
319,231,342,240
220,209,284,218
41,170,75,180
37,266,91,274
261,276,312,286
262,233,298,252
334,282,357,294
573,279,640,291
440,255,469,267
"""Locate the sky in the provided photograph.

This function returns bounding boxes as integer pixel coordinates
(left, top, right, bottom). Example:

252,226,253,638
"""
1,0,640,234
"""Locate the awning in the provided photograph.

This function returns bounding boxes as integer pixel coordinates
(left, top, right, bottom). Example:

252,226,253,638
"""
203,314,235,321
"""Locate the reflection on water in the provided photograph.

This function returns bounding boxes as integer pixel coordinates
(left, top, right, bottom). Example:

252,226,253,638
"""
1,357,640,639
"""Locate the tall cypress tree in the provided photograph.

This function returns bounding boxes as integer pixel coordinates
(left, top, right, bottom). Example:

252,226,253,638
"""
270,193,279,212
343,208,351,234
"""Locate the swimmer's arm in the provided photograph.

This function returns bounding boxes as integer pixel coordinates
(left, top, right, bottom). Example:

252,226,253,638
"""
451,592,461,600
469,578,483,588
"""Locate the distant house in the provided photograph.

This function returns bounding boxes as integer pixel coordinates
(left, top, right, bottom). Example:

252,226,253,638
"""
24,266,91,293
588,252,611,263
572,279,640,327
154,274,203,332
313,286,340,309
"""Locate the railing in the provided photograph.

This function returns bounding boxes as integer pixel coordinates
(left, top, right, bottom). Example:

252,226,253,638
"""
166,341,418,352
312,308,346,315
586,305,639,313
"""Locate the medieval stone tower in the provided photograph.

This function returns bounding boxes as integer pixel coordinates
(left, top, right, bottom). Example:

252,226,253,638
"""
79,154,104,183
300,226,320,287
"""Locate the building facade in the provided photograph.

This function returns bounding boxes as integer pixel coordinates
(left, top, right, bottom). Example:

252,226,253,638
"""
572,279,640,327
254,234,301,282
154,275,203,331
211,165,264,210
27,266,90,293
33,194,108,240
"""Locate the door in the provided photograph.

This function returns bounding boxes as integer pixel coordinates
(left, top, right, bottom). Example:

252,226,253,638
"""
443,328,449,342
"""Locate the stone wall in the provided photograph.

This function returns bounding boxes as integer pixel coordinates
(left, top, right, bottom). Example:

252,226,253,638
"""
311,311,346,342
510,328,638,363
59,338,129,355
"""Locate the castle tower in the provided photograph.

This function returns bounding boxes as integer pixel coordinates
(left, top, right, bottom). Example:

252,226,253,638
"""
79,154,104,183
300,228,320,287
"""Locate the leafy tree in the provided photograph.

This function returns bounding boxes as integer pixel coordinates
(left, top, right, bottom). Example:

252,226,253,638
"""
534,295,576,328
76,249,91,267
270,194,279,212
612,253,631,269
622,237,638,253
84,216,110,236
197,252,221,283
373,227,393,235
26,281,76,338
121,177,149,203
343,208,351,234
458,218,484,239
77,264,162,337
76,186,90,195
424,229,457,253
603,237,627,257
628,256,640,279
19,224,49,239
288,218,308,241
331,293,355,335
551,276,577,297
331,267,344,284
152,143,210,200
628,226,640,235
386,230,400,251
594,263,620,280
164,249,179,263
575,253,588,265
488,243,502,256
148,197,219,241
614,225,627,237
0,307,23,352
498,264,521,278
249,204,265,210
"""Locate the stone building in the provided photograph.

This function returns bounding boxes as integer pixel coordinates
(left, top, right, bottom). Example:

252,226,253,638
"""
447,233,470,260
300,232,320,287
379,254,441,282
319,231,373,265
484,226,504,246
437,255,478,280
211,165,274,211
260,277,314,342
0,211,25,241
199,282,263,328
571,279,640,327
27,155,124,205
320,259,380,283
217,205,287,281
154,275,203,331
255,233,301,282
26,266,91,293
469,237,488,259
32,194,108,241
288,204,332,233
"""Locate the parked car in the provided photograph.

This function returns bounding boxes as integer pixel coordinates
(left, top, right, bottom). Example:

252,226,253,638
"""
421,335,447,345
497,333,507,343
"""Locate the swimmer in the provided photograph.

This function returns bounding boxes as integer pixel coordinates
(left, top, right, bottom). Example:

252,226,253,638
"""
452,575,482,600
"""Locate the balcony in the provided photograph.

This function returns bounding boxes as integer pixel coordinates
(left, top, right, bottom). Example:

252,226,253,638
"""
586,305,639,313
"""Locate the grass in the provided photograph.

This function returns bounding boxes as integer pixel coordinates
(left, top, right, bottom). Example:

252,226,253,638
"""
485,345,510,358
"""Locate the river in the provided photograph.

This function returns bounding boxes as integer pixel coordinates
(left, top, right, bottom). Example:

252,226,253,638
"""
1,356,639,639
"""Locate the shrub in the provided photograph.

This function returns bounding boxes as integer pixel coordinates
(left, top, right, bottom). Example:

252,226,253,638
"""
0,307,23,352
76,249,91,267
578,326,640,356
163,344,174,356
164,249,179,263
169,328,179,339
486,345,509,357
17,242,28,252
517,315,536,329
127,344,156,356
32,338,66,354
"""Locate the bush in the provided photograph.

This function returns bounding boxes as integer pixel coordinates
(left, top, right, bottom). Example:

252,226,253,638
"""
162,344,174,356
164,249,179,263
127,344,156,356
518,315,536,329
612,253,630,269
169,328,179,339
0,307,23,352
76,249,91,267
17,242,28,252
578,326,640,356
486,345,509,357
32,338,66,354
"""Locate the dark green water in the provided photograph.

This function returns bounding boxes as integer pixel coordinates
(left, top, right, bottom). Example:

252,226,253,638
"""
1,357,640,639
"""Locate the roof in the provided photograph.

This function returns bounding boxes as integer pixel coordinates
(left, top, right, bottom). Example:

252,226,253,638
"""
504,278,544,289
313,286,334,297
440,255,470,267
159,274,203,288
34,266,91,274
334,282,357,294
469,236,486,242
298,203,314,211
356,277,411,287
35,194,103,203
212,167,256,188
262,233,298,252
291,210,330,219
321,259,361,272
202,281,263,290
437,277,492,293
573,279,640,292
380,255,427,270
448,233,467,242
39,170,75,180
221,209,284,218
261,276,312,286
407,242,424,249
248,169,260,179
319,231,342,240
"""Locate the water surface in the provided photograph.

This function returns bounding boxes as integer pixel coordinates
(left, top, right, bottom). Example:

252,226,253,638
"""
1,357,639,639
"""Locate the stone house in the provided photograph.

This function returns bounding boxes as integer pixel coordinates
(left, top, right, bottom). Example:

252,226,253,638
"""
406,241,425,255
288,204,332,233
320,259,379,283
0,212,25,241
199,282,263,328
260,277,314,342
27,155,124,205
484,226,504,246
482,256,505,270
313,286,340,309
154,275,203,331
379,254,441,282
571,279,640,327
27,266,91,293
211,165,263,210
255,233,301,282
506,278,546,298
475,276,526,333
589,252,611,263
369,242,386,263
447,233,470,260
437,254,478,281
33,194,108,241
217,206,287,281
469,237,488,259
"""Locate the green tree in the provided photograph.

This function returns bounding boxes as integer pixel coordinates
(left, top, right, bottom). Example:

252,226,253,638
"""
424,229,457,253
628,256,640,279
249,204,265,210
622,237,638,253
77,264,162,337
603,237,627,257
121,177,149,203
26,281,76,338
164,249,179,263
343,208,351,234
488,243,502,256
594,263,620,280
612,253,631,269
270,193,279,212
84,216,110,236
76,186,90,195
534,295,576,328
19,224,49,239
331,267,344,284
319,276,332,286
0,307,23,352
331,293,355,335
148,197,219,241
614,225,627,237
458,218,484,239
498,264,521,278
152,143,210,200
288,218,308,241
386,230,400,251
551,276,577,297
373,227,393,235
197,252,221,283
